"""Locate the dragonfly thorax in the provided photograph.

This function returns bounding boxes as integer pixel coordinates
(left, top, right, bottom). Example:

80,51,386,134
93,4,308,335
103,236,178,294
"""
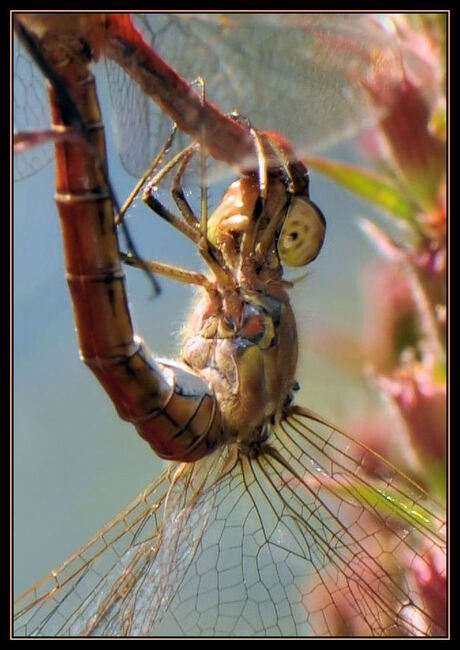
182,286,298,450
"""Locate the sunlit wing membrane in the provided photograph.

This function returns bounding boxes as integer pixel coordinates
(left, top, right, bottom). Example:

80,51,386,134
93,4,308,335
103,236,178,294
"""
114,12,403,177
13,13,416,184
13,470,170,636
13,33,54,179
14,410,445,637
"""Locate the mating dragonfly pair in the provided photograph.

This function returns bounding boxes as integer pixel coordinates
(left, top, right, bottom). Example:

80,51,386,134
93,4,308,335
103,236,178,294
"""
13,13,446,637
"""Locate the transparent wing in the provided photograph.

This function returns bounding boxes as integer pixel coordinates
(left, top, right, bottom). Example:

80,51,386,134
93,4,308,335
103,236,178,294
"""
13,13,408,183
108,12,405,178
13,469,173,636
14,408,446,637
13,31,54,180
158,408,445,637
13,453,237,636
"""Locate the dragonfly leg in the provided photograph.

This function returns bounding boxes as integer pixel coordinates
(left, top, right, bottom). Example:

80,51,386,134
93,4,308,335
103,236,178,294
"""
142,189,200,243
141,143,200,243
170,149,199,227
229,112,268,203
116,130,220,289
238,123,270,260
121,252,213,289
116,124,178,225
139,139,236,290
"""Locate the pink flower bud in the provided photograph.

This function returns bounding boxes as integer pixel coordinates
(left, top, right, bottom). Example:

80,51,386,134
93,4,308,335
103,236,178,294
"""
377,363,446,464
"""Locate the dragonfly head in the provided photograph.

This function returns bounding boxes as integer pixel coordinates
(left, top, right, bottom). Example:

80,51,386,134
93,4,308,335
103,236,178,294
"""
206,172,326,294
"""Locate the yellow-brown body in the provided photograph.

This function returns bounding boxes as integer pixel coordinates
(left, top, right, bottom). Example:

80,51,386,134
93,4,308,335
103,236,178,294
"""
181,176,300,452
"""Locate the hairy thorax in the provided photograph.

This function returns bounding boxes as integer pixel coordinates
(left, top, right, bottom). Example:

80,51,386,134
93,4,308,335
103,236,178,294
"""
182,286,298,449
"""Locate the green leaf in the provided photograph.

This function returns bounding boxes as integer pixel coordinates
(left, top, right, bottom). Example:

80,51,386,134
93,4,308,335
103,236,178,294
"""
305,155,418,224
346,481,444,535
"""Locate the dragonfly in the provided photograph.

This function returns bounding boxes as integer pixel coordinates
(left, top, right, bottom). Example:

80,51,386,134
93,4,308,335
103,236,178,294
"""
13,12,446,637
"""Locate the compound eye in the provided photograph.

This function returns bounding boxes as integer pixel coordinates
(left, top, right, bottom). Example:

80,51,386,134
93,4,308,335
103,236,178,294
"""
277,197,326,267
